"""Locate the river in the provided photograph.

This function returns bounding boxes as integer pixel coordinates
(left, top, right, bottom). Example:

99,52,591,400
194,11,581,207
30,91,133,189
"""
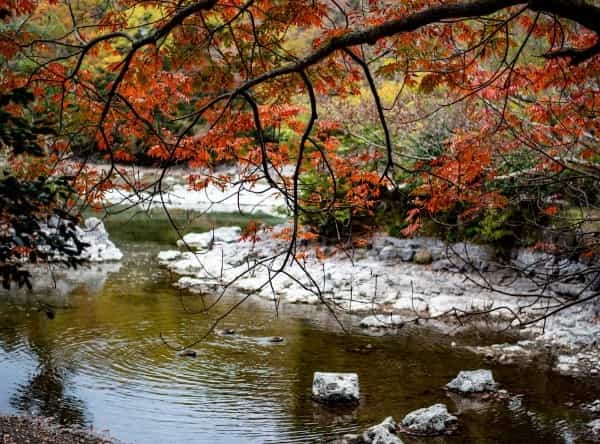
0,210,598,443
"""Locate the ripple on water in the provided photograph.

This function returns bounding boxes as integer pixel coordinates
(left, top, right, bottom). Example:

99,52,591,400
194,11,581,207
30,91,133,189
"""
47,320,309,441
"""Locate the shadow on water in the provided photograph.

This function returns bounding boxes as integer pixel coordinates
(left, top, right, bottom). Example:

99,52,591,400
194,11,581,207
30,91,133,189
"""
0,209,598,443
0,310,89,426
10,346,87,426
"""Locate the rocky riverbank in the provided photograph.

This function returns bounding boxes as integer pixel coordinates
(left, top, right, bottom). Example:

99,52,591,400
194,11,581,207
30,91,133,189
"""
103,169,288,217
0,415,115,444
158,224,600,377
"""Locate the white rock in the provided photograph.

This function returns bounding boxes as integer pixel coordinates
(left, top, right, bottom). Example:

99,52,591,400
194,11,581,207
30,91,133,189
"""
176,226,241,249
587,419,600,438
312,372,359,404
104,178,288,216
168,254,207,275
554,354,580,373
379,246,397,261
401,404,457,435
77,218,123,262
355,417,403,444
360,315,405,328
584,400,600,414
446,369,496,393
558,355,579,365
512,249,553,270
176,276,207,289
157,250,182,262
158,223,600,352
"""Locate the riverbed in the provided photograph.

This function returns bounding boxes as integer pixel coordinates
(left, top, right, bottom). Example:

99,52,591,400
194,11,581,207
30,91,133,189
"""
0,211,599,443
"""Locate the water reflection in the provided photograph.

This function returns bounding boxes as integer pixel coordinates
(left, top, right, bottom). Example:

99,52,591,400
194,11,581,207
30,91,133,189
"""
10,348,87,426
1,262,122,303
0,309,88,426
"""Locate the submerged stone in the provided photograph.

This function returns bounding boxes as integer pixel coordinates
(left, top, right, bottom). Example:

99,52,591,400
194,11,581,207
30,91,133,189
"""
401,403,457,435
446,369,496,393
312,372,359,404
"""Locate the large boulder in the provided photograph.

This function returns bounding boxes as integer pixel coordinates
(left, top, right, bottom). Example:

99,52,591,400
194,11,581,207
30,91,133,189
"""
312,372,359,404
446,369,497,393
342,417,403,444
401,404,457,435
77,218,123,262
176,226,241,250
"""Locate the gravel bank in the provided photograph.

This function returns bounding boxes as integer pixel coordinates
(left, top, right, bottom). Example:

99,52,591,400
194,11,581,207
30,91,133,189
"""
0,415,115,444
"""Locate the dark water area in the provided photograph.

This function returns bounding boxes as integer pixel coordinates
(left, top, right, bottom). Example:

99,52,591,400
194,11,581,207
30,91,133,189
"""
0,210,598,443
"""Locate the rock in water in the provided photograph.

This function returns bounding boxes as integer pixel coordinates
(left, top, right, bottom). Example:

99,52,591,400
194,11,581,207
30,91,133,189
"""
446,369,496,393
312,372,359,404
401,404,457,435
583,400,600,414
46,217,122,262
363,417,403,444
586,419,600,440
80,218,123,261
342,417,403,444
177,349,198,358
589,418,600,431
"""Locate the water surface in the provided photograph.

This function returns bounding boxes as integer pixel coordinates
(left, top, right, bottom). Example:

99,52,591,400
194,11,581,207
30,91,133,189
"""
0,211,598,443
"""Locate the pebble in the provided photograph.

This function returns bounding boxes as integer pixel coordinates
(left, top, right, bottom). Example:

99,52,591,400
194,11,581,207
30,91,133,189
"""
178,349,198,358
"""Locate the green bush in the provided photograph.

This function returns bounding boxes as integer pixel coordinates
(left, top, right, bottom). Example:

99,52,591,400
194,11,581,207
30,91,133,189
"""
476,209,514,243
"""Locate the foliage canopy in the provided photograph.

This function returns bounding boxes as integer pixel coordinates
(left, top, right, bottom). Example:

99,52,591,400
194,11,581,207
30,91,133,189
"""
0,0,599,311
